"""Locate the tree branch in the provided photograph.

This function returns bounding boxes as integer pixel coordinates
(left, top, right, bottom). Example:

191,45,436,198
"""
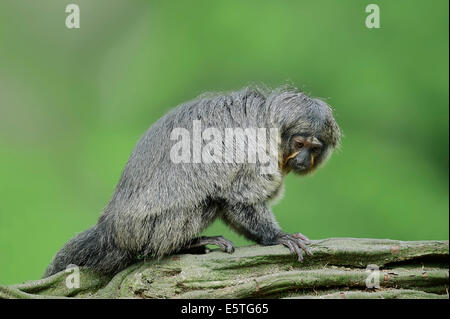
1,238,448,299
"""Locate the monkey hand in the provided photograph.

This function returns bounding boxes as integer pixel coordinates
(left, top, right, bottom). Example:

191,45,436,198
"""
275,232,312,262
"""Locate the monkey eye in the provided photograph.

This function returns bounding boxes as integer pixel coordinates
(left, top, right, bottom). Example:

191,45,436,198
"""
311,147,320,154
296,142,304,149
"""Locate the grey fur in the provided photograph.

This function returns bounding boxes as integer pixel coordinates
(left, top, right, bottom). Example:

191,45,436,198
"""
43,85,341,277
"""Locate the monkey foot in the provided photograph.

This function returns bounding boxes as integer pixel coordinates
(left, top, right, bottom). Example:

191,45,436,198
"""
187,236,235,254
275,233,312,262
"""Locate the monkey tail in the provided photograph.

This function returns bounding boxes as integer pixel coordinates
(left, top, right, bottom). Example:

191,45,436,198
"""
43,222,134,278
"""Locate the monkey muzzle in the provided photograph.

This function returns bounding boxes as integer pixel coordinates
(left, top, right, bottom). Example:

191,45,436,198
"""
294,157,310,171
287,151,314,173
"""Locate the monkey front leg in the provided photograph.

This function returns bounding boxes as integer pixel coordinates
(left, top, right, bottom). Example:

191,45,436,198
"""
222,202,312,261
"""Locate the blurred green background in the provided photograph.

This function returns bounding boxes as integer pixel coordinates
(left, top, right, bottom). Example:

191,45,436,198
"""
0,0,448,285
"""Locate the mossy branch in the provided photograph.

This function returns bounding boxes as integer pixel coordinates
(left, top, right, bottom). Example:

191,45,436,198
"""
1,238,448,299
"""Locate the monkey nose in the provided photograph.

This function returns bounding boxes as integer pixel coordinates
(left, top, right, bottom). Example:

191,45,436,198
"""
296,162,309,170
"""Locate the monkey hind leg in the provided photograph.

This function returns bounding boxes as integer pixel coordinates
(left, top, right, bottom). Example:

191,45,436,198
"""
177,236,235,254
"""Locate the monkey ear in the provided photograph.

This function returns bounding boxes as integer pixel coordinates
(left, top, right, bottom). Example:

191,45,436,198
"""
323,119,342,148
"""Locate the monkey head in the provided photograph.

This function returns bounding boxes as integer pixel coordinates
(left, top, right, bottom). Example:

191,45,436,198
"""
275,91,341,175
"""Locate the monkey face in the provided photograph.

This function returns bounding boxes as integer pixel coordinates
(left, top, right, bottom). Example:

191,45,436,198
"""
273,91,340,175
284,134,325,175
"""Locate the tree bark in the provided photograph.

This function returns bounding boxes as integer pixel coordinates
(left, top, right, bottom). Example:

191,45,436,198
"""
1,238,448,299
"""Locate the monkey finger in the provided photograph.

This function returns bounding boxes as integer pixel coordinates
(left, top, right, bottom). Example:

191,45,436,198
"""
281,240,296,255
281,239,303,262
289,240,304,262
293,237,313,256
292,232,311,244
